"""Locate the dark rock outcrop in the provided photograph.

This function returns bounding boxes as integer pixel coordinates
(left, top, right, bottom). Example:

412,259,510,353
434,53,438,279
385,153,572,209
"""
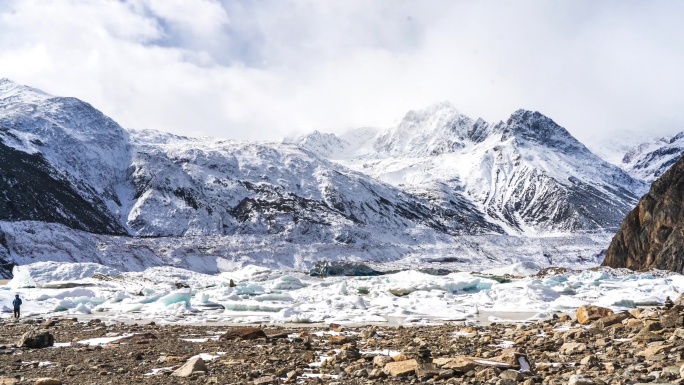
603,155,684,271
17,329,54,348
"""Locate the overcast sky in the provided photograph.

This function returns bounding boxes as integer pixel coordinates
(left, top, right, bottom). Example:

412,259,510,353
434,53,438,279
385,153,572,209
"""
1,1,683,146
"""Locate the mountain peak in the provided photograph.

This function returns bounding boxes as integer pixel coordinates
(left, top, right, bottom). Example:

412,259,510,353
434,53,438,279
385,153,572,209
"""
0,78,52,103
501,109,582,152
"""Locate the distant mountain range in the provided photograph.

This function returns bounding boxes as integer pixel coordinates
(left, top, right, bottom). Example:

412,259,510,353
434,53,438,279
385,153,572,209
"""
0,78,679,276
293,102,647,234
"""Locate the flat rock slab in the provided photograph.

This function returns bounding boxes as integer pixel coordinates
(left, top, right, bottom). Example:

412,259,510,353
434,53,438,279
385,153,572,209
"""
384,359,419,377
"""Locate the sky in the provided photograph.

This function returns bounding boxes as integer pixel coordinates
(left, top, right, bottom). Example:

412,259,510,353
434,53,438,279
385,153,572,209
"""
1,0,684,146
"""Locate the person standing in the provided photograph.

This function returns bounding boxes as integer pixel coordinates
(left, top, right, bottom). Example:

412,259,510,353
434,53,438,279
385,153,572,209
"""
12,294,22,319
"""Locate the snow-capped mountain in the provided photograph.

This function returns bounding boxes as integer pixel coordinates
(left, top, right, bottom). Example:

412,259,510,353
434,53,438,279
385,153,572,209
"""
0,80,635,276
619,132,684,182
296,103,648,234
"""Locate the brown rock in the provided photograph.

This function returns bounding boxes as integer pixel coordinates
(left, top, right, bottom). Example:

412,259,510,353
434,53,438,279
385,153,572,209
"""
373,355,393,367
34,380,62,385
602,155,684,272
440,357,478,373
392,353,409,362
632,328,665,343
253,376,277,385
329,335,347,344
219,327,267,341
560,342,587,355
576,305,614,325
383,359,419,377
636,344,673,356
660,305,684,328
171,356,208,377
0,379,17,385
595,312,631,328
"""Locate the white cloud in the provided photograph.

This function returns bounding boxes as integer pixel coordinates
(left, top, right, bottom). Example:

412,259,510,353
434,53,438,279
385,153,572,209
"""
0,0,683,145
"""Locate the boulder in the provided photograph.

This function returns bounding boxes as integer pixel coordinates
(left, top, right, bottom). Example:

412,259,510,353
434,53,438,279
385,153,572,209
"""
576,306,613,325
18,329,54,349
219,327,267,341
171,356,208,377
383,359,418,377
439,357,478,373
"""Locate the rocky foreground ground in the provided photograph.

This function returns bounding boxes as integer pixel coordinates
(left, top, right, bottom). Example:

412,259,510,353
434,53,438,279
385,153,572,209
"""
2,303,684,385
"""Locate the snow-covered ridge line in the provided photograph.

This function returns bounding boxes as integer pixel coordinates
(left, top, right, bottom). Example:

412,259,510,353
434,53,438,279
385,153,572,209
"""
295,103,647,234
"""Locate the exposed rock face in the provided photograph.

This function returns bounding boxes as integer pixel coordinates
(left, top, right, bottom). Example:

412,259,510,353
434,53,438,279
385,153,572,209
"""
603,155,684,272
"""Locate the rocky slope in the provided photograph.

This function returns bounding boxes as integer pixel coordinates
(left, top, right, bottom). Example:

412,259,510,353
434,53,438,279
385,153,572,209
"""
296,103,647,234
603,155,684,271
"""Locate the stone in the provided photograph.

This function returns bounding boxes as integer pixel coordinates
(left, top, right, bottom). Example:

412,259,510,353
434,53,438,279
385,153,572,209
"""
632,328,665,343
34,380,62,385
660,306,684,328
253,376,277,384
437,369,454,379
580,355,599,366
415,363,439,380
576,306,614,325
637,344,673,357
568,374,594,385
560,342,587,355
41,320,58,327
499,369,523,381
625,319,644,329
329,335,347,344
0,380,17,385
490,349,525,368
373,355,393,367
440,356,478,373
171,357,208,377
18,329,54,349
383,359,419,377
220,327,267,340
643,319,663,331
368,368,386,379
674,328,684,339
595,312,631,328
392,353,408,362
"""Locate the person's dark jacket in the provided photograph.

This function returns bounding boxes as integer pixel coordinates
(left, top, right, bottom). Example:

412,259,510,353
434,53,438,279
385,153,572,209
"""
12,298,21,308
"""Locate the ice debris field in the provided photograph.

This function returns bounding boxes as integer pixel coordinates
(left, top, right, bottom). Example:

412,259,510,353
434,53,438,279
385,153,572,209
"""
1,261,682,325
